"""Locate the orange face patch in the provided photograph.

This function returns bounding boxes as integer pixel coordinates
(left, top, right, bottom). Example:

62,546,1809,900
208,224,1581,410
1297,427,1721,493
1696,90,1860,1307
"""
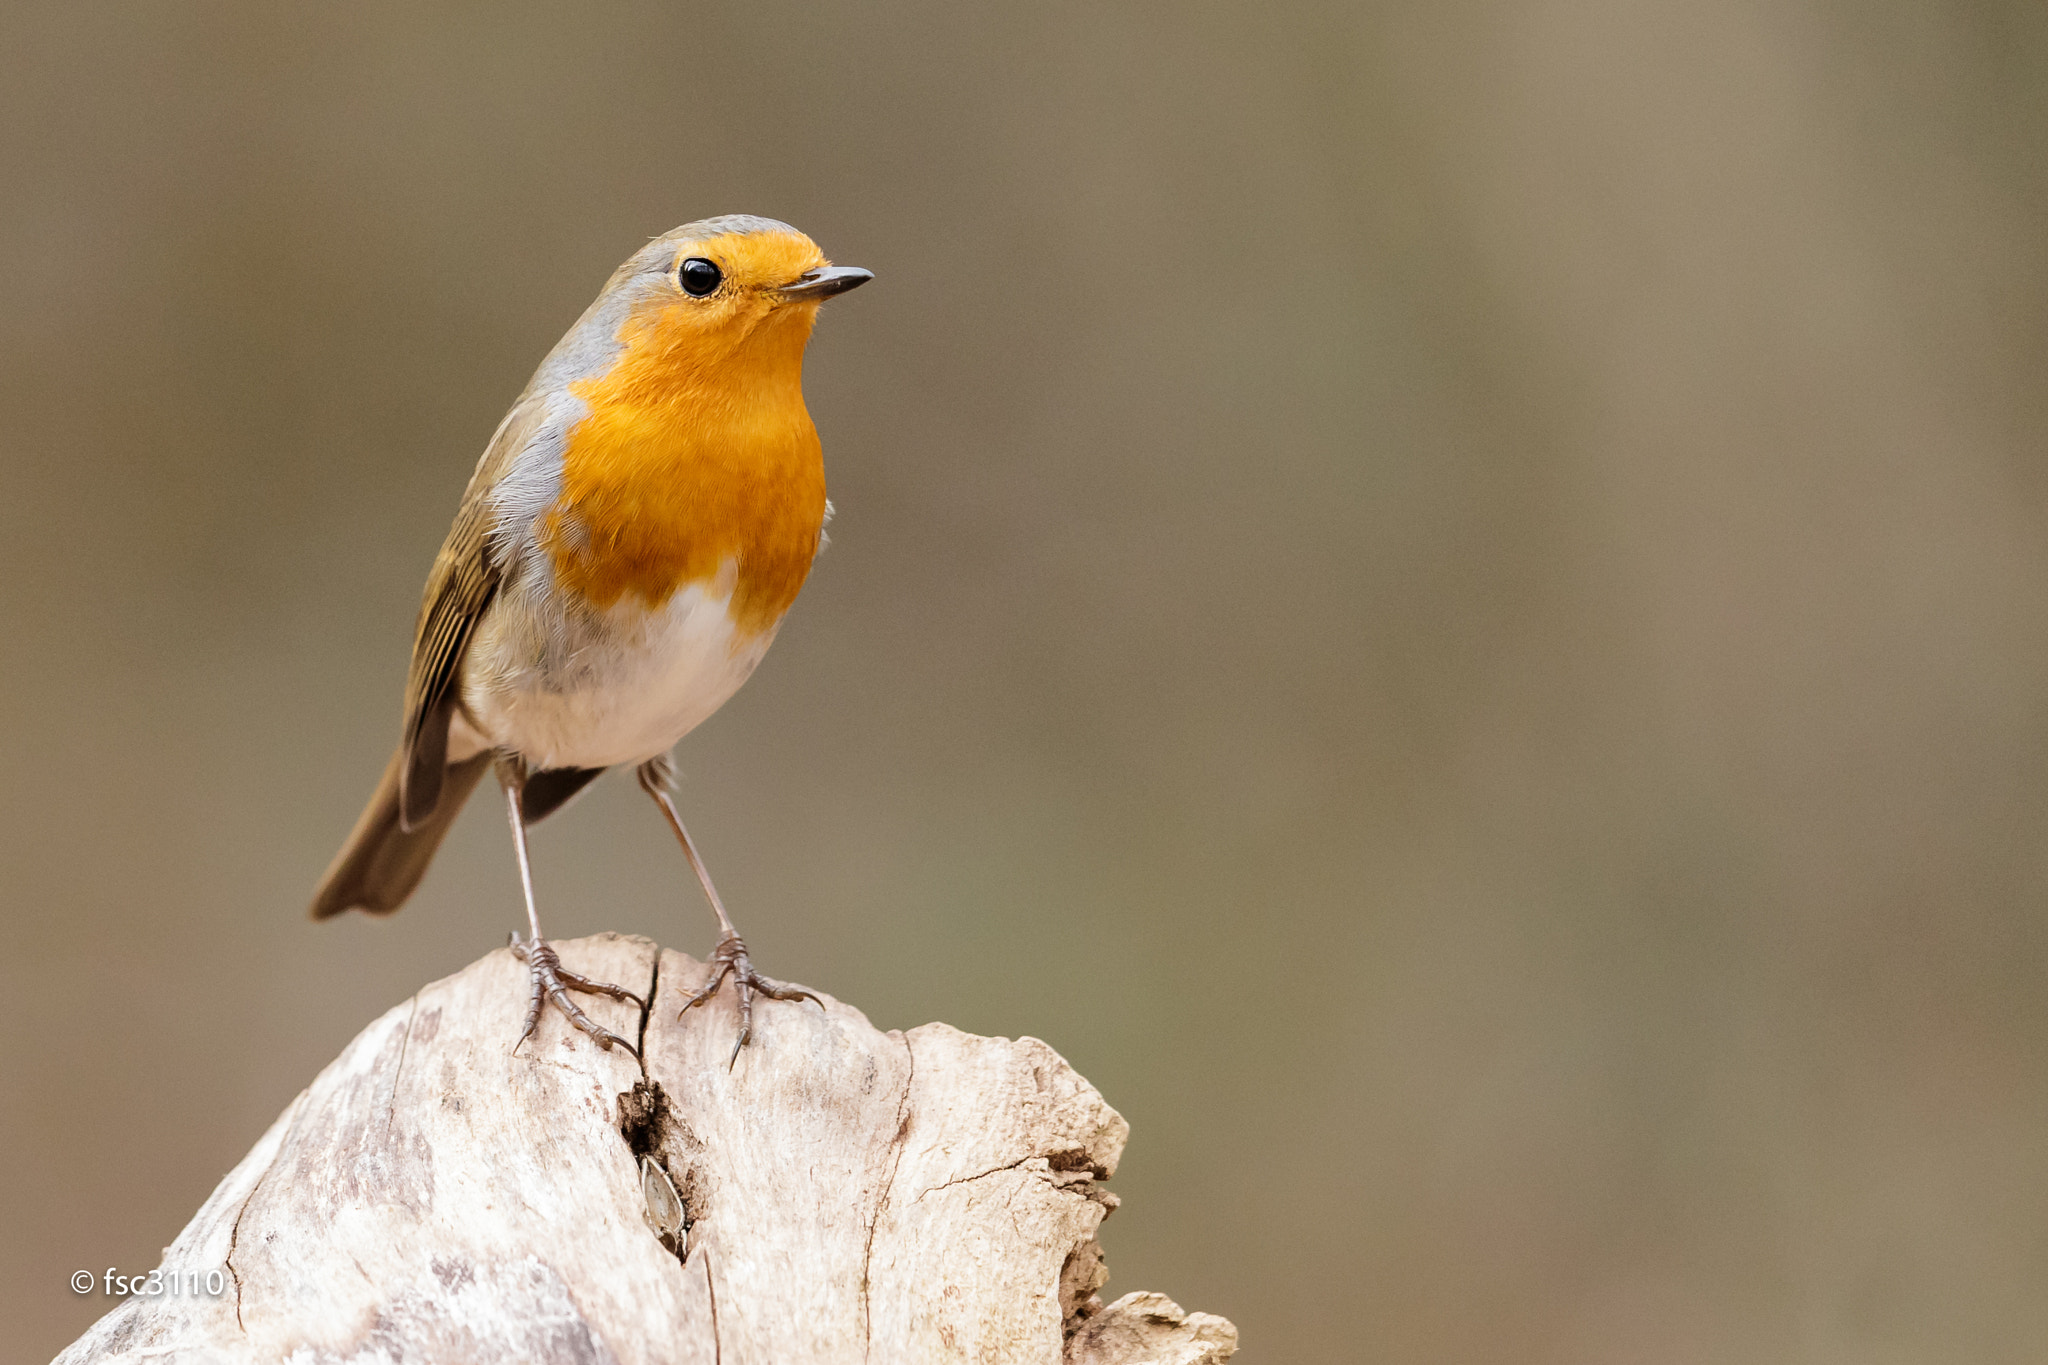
540,231,833,635
671,230,827,298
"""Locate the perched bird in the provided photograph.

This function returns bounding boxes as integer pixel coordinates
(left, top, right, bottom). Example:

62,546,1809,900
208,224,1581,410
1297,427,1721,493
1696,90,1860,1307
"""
311,216,871,1056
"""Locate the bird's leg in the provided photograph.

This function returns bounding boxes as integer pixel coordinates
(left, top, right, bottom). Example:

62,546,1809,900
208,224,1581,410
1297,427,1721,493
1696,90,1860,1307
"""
637,756,820,1063
500,759,642,1056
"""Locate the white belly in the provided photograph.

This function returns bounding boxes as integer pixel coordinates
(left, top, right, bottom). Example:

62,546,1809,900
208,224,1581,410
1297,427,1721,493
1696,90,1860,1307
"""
454,569,775,771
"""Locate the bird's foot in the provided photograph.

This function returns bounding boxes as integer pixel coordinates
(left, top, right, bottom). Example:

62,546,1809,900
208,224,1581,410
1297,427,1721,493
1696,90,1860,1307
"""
509,933,644,1056
678,933,822,1064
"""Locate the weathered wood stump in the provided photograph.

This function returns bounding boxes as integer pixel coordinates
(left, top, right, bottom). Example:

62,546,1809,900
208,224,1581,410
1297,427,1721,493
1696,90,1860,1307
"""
57,933,1237,1364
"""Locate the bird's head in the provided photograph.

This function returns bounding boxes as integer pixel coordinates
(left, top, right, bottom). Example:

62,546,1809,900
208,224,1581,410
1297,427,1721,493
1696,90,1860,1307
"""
565,216,871,391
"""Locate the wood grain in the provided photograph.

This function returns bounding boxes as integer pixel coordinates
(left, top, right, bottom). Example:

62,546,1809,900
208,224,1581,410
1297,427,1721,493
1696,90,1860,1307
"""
56,934,1237,1364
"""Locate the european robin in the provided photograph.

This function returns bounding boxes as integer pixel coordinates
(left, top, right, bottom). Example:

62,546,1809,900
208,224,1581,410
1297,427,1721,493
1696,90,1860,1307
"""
310,216,871,1057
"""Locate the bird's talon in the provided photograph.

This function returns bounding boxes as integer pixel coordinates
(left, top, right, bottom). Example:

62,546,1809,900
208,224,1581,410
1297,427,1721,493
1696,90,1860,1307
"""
677,934,815,1058
509,933,642,1057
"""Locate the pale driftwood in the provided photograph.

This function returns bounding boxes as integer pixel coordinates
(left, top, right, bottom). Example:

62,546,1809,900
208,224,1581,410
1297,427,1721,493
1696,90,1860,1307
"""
58,933,1237,1364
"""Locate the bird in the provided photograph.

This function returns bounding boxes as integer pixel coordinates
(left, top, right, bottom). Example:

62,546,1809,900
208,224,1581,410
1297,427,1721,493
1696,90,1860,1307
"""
310,215,871,1059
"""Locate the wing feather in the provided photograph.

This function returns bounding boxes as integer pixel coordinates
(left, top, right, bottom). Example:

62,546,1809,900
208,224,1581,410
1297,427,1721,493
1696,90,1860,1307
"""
397,401,546,828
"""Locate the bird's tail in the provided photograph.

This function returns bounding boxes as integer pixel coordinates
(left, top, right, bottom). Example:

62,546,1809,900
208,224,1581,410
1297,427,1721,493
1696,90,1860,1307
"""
310,748,493,918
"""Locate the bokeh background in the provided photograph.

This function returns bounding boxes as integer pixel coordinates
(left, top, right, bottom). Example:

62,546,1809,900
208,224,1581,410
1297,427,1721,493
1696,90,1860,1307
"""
6,1,2048,1360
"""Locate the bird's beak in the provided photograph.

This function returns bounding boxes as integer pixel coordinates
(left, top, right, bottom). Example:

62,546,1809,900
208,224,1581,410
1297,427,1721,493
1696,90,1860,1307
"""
777,266,873,301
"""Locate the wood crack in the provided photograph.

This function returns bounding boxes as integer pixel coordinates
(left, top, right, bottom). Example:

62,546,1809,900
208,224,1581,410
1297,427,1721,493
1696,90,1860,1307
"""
860,1029,915,1364
386,994,419,1134
222,1093,303,1336
913,1154,1039,1202
634,951,659,1065
704,1244,722,1365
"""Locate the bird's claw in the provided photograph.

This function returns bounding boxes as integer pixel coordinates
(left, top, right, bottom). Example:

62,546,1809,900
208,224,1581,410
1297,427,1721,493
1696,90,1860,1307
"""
678,933,822,1066
510,932,643,1056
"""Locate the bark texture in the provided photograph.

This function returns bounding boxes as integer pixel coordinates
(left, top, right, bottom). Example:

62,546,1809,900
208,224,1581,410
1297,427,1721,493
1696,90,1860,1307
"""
57,934,1237,1364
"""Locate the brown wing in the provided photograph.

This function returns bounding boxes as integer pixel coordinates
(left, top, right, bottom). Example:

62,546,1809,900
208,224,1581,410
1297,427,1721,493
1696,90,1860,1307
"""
396,400,545,829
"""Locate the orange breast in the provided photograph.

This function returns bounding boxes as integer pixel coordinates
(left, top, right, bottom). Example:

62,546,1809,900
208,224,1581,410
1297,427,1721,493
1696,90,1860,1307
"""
539,298,827,636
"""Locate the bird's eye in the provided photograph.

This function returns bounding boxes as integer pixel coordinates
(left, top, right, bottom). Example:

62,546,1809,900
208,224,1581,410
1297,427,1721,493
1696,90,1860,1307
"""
678,257,723,297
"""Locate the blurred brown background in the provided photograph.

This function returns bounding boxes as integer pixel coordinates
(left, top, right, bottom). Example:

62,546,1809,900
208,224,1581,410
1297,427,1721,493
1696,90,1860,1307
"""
5,1,2047,1360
